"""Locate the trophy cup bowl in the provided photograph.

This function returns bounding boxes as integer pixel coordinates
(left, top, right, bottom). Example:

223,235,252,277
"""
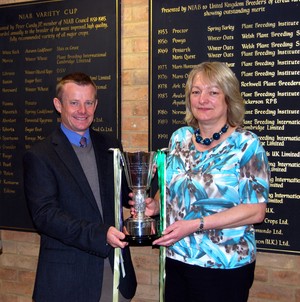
122,151,158,245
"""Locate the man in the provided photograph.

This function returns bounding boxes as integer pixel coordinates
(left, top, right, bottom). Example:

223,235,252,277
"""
23,72,136,302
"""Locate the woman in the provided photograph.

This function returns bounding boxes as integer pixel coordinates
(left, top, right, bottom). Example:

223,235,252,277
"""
140,62,270,301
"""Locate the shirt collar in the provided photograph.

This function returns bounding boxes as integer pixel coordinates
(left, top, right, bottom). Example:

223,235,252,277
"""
60,123,90,147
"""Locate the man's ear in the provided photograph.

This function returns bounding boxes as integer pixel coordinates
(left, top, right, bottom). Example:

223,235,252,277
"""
53,98,62,113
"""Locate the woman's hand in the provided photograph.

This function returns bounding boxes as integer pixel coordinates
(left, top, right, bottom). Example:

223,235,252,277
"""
153,219,200,247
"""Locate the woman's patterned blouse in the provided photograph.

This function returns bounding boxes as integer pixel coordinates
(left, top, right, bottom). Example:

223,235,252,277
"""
165,126,270,269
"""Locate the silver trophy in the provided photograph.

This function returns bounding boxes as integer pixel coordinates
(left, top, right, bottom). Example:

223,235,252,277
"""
122,151,158,245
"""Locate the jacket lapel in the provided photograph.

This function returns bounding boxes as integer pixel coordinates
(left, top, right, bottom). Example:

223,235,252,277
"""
90,130,108,212
51,128,101,214
90,129,118,221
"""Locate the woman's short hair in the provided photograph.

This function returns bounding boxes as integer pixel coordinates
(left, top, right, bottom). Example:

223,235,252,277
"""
184,61,245,128
56,72,97,100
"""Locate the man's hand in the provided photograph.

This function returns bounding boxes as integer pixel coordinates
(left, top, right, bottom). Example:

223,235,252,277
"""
106,226,128,248
128,192,160,217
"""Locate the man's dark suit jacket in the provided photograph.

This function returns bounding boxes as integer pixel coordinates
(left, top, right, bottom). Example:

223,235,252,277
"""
23,127,137,302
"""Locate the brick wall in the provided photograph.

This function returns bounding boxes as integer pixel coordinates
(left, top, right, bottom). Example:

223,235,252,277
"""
1,0,300,301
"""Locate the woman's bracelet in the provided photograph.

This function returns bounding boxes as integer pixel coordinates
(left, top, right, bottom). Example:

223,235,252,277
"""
195,217,205,234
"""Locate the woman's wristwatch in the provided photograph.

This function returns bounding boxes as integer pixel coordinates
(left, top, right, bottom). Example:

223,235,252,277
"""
195,217,205,234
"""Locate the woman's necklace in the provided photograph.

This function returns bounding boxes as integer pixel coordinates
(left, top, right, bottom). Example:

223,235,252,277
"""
194,124,229,146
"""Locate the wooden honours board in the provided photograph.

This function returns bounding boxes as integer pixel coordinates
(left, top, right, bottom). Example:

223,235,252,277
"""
150,0,300,255
0,0,121,230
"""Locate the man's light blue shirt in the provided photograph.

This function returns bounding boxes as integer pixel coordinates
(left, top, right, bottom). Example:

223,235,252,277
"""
60,123,90,147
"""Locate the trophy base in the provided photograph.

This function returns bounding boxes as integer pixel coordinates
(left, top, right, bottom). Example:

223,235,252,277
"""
124,234,159,246
123,215,159,246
